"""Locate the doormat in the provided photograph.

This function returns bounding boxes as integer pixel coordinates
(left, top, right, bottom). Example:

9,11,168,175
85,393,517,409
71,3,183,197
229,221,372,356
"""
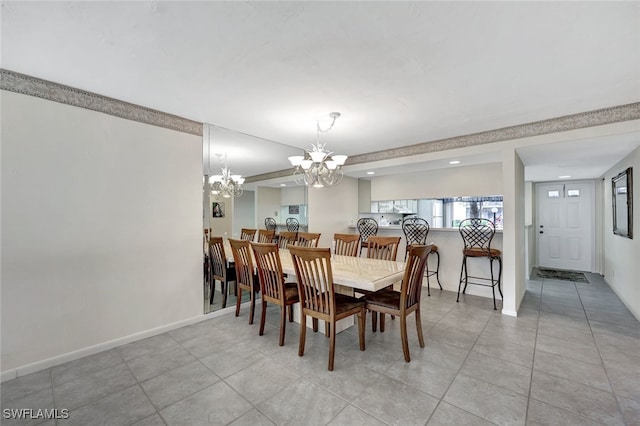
533,268,589,283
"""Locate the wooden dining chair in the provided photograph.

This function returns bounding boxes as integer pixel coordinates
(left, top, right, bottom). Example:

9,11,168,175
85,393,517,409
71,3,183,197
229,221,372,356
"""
289,246,366,371
240,228,257,241
257,229,276,243
229,239,259,324
333,233,360,257
277,231,298,249
293,232,321,247
208,237,236,308
251,242,300,346
364,236,401,331
364,244,432,362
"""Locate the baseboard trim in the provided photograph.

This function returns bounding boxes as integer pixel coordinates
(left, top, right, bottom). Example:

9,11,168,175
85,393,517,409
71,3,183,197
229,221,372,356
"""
1,303,244,382
501,309,518,317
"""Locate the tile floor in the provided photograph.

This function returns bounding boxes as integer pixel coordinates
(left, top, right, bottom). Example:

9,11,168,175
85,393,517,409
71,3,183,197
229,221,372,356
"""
2,273,639,425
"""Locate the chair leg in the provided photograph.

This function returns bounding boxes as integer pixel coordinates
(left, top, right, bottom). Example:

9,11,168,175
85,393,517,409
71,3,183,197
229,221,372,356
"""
400,314,410,362
209,279,215,305
325,322,330,338
490,257,497,310
380,313,385,332
222,281,228,309
279,305,287,346
462,258,469,294
259,300,267,336
358,310,366,351
415,307,425,348
248,290,256,324
457,257,465,303
235,285,242,317
371,311,378,332
497,256,503,298
328,321,336,371
312,317,319,332
288,305,294,322
434,250,443,289
298,314,307,357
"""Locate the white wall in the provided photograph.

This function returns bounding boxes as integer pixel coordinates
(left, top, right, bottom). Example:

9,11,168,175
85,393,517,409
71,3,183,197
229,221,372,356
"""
371,163,502,200
1,91,203,374
308,177,359,248
603,145,640,320
280,186,305,205
256,187,281,226
232,189,255,237
502,148,526,316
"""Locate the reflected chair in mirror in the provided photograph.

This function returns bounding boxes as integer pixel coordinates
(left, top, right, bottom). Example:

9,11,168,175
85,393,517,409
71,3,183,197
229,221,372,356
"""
257,229,276,243
333,233,360,257
457,218,503,310
289,246,366,371
208,237,236,308
251,242,300,346
229,239,260,324
293,232,321,247
364,244,432,362
286,217,299,232
277,231,298,249
240,228,257,241
365,236,401,331
357,218,378,255
402,217,442,296
264,217,277,231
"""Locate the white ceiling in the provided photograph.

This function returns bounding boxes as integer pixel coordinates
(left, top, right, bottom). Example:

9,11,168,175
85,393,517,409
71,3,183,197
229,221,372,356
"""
2,1,639,181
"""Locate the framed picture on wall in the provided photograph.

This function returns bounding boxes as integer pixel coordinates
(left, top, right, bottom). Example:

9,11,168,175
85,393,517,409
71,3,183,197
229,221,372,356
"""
212,202,225,218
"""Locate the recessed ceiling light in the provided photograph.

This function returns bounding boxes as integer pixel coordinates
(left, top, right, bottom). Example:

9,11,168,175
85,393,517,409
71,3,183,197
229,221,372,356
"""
366,171,375,175
280,183,287,187
558,175,571,179
449,160,460,165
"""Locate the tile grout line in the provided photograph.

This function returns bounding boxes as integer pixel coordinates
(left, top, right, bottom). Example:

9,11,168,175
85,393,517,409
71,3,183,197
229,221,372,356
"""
523,277,543,426
575,278,630,425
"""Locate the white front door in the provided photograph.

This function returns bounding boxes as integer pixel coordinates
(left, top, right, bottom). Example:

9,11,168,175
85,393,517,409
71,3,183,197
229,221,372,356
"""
536,181,595,272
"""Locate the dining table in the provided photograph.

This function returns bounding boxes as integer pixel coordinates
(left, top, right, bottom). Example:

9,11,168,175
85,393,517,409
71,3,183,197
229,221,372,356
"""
224,241,406,332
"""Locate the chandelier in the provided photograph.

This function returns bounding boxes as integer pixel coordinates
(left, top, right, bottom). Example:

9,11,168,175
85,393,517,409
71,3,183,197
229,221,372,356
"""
288,112,348,188
208,153,244,198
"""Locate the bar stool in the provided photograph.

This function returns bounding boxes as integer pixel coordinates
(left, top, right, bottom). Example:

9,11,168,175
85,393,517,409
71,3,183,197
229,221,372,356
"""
286,217,299,232
357,218,378,256
457,218,503,310
402,217,442,296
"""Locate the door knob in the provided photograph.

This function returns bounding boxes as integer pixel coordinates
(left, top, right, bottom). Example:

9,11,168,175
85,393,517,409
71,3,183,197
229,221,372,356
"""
539,231,544,234
540,225,544,228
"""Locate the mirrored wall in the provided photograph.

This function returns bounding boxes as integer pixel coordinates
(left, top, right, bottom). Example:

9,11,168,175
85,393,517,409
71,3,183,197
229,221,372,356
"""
203,125,307,314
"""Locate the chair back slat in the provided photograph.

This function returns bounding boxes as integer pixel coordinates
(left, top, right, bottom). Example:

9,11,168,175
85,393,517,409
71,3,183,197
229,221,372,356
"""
258,229,276,243
459,218,496,252
229,239,254,289
240,228,257,241
251,242,285,301
289,246,334,317
401,244,432,309
278,231,298,249
367,236,401,261
357,218,378,242
208,237,226,280
294,232,321,247
333,233,360,257
264,217,277,231
286,217,300,232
